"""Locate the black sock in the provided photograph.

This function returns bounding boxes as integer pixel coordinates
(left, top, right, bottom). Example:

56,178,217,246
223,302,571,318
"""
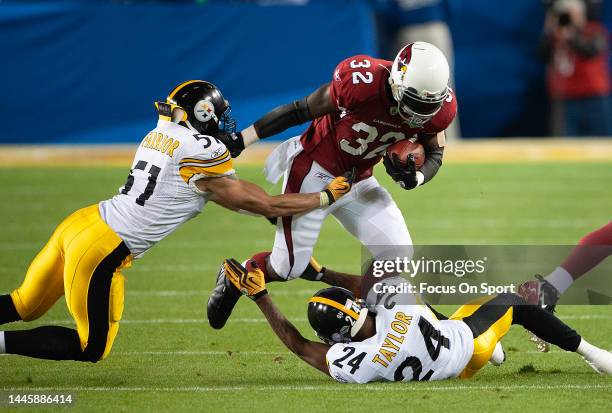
509,295,582,352
0,294,21,324
4,326,87,361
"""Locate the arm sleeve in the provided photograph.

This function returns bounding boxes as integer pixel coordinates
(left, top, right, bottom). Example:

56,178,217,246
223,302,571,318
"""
418,146,444,184
417,88,455,185
252,97,311,139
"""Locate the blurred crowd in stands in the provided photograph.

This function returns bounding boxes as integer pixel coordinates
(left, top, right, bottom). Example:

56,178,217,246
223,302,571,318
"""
60,0,612,137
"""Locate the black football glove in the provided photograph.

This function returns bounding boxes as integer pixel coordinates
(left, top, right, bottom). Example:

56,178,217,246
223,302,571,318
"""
383,153,418,190
215,131,245,158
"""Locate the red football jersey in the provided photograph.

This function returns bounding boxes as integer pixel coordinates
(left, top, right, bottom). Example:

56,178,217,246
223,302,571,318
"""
300,55,457,180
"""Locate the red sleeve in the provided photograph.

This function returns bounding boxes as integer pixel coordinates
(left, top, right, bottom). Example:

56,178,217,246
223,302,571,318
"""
425,88,458,133
329,55,380,111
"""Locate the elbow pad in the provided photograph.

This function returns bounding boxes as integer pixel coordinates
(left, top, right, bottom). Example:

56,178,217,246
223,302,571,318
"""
254,97,311,139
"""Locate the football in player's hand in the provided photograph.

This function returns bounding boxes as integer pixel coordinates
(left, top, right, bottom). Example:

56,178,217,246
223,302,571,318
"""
386,139,425,168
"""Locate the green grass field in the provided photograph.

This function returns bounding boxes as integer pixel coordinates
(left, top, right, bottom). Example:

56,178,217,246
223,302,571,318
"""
0,163,611,412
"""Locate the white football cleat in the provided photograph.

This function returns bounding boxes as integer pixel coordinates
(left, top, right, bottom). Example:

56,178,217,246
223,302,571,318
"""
582,349,612,375
489,341,506,366
577,339,612,375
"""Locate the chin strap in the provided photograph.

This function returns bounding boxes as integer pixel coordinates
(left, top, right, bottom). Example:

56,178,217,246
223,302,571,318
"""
350,308,369,338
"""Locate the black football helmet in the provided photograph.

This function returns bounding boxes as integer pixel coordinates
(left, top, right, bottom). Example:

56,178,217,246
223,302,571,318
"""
307,287,367,345
162,80,236,135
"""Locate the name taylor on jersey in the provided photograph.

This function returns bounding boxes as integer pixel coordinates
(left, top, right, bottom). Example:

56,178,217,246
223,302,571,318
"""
371,311,413,368
325,283,474,384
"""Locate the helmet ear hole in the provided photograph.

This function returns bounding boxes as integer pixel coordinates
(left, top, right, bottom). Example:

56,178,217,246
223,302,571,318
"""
194,99,218,123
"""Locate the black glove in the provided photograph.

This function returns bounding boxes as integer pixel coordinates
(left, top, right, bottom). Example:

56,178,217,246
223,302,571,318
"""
383,153,418,190
215,131,245,158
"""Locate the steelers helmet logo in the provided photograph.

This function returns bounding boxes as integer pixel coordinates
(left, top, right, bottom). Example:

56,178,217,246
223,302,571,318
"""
194,99,216,123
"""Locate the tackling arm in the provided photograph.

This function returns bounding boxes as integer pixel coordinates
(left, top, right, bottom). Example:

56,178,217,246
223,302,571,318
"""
222,258,330,375
217,83,336,157
196,172,352,218
256,295,331,375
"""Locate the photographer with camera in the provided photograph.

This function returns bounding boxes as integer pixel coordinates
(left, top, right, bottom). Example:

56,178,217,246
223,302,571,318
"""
541,0,610,137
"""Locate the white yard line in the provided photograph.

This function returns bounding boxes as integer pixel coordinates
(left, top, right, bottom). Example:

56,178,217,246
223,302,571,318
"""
126,289,315,296
1,384,610,393
43,318,294,324
35,313,609,326
0,350,597,357
113,350,596,356
115,351,288,356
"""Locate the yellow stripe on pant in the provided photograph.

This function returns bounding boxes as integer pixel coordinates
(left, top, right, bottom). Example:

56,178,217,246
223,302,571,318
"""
450,295,513,379
10,204,132,361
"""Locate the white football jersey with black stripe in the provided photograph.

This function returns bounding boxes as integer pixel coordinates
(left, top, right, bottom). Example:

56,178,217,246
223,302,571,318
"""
99,119,234,258
326,300,474,384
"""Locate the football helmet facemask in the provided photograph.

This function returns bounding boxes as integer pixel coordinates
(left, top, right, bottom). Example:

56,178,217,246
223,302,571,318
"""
162,80,236,135
307,287,368,345
389,42,450,126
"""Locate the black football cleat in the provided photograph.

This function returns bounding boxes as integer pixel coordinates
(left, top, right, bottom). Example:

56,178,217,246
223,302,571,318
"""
517,274,560,352
207,263,242,329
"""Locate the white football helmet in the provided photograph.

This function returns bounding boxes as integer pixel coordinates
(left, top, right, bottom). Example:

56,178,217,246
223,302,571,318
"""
389,41,450,126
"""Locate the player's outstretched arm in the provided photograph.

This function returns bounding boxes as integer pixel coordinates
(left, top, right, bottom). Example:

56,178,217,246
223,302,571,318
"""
196,172,352,218
256,295,331,374
222,259,331,375
215,83,336,157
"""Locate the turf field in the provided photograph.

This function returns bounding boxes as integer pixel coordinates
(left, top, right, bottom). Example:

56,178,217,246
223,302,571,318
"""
0,162,611,412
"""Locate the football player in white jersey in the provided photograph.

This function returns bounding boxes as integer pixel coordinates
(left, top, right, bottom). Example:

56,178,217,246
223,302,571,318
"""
221,258,612,382
0,80,353,363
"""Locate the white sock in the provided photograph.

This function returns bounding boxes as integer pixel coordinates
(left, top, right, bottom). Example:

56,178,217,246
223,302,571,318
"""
0,331,5,354
577,338,599,358
544,266,574,294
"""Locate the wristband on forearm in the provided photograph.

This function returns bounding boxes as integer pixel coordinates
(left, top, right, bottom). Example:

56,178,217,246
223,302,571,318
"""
319,191,331,207
252,289,268,301
241,125,259,147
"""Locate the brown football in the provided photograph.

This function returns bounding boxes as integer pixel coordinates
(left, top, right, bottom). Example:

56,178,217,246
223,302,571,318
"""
386,139,425,168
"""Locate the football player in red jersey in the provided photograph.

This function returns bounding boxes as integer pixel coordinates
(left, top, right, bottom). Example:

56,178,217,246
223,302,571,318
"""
518,220,612,351
208,42,456,329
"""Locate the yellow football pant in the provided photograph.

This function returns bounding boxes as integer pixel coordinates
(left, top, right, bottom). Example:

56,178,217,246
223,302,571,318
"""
10,204,132,361
450,295,513,379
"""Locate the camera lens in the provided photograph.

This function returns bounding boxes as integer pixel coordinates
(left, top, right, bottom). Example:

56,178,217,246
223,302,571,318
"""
558,12,572,26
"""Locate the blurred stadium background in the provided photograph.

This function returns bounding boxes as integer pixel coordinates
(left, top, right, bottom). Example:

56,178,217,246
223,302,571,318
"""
1,1,611,411
1,0,610,147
